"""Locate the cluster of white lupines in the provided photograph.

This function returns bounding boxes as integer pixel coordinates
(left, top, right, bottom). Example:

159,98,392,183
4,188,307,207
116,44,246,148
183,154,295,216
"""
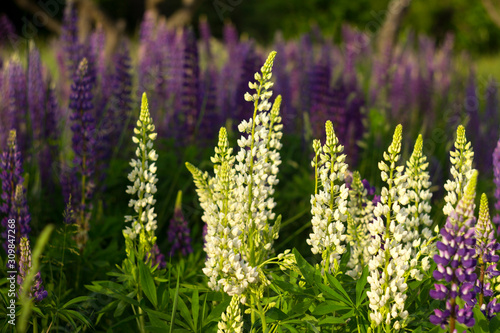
346,171,374,279
188,128,259,296
366,125,411,331
218,295,243,333
307,120,349,275
403,135,434,280
124,93,159,256
443,125,474,217
187,51,283,299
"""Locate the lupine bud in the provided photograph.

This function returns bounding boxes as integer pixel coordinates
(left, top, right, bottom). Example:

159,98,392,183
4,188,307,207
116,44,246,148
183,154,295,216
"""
167,191,193,257
17,237,48,302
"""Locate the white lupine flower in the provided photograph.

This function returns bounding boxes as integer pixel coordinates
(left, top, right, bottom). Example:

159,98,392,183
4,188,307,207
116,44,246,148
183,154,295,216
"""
443,125,474,217
123,93,158,256
218,295,243,333
187,52,283,298
367,125,412,331
399,134,437,283
307,121,349,275
345,171,374,279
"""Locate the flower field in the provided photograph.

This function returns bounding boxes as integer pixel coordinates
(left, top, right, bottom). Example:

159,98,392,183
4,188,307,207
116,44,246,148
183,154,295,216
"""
2,3,500,332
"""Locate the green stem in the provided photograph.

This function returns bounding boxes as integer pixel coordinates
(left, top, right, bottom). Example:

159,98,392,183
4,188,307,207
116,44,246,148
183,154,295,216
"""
58,224,68,300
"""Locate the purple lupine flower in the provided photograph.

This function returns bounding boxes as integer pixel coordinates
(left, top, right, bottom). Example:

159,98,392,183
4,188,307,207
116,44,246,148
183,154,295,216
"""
167,191,193,257
199,16,212,60
61,2,84,77
94,39,132,190
40,83,60,180
483,79,500,172
1,131,25,253
475,193,500,319
17,237,48,302
64,58,96,250
430,171,478,330
13,184,31,243
3,59,28,153
0,14,17,48
178,28,200,140
494,138,500,233
146,243,166,269
28,46,46,144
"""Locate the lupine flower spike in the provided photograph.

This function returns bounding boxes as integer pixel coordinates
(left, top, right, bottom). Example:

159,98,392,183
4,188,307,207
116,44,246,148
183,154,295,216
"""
17,237,48,302
404,134,434,280
187,51,283,300
167,191,193,257
493,138,500,233
66,57,96,251
218,295,243,333
475,193,500,319
346,171,373,279
307,120,349,275
124,93,159,259
430,170,478,330
443,125,474,217
366,124,410,331
1,130,28,253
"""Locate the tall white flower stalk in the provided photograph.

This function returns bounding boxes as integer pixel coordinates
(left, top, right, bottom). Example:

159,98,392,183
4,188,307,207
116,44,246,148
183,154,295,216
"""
187,51,283,300
346,171,374,279
124,93,159,258
443,125,474,217
404,134,435,280
307,120,349,275
366,124,410,331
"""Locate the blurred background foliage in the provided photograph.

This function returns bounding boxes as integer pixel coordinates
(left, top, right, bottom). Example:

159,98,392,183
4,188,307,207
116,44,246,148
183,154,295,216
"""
3,0,500,55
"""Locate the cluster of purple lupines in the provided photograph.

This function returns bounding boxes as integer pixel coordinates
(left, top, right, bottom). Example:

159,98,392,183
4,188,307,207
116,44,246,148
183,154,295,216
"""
17,237,48,302
430,170,478,330
167,191,193,257
0,131,29,252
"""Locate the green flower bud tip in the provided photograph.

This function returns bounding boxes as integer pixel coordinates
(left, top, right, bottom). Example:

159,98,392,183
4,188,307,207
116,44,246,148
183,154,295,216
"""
271,95,282,117
8,130,16,149
261,51,277,76
389,124,403,154
456,125,466,148
175,190,183,212
478,193,490,225
325,120,336,146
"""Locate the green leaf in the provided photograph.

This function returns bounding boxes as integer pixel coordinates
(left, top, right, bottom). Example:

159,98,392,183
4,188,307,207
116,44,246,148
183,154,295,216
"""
203,297,231,326
138,259,158,308
62,296,94,309
317,282,350,305
356,266,369,307
312,301,351,315
170,273,180,333
326,274,353,305
176,295,194,330
192,290,199,331
293,248,315,284
282,323,299,333
318,317,345,325
472,306,489,333
266,307,288,321
490,315,500,332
